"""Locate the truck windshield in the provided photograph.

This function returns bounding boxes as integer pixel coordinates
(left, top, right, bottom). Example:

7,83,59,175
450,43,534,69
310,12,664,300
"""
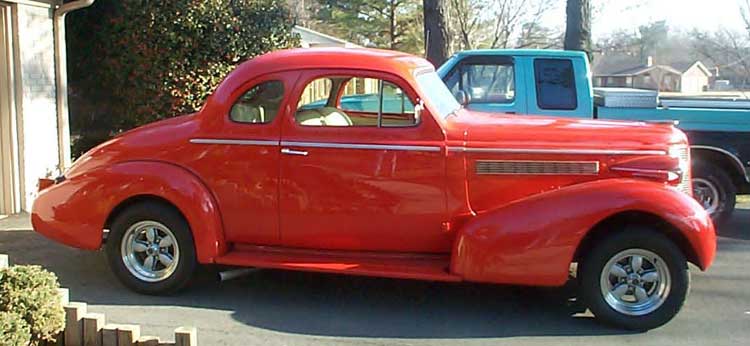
415,71,461,118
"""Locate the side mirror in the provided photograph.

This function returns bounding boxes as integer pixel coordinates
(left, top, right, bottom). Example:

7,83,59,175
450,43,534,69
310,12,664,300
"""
455,90,469,106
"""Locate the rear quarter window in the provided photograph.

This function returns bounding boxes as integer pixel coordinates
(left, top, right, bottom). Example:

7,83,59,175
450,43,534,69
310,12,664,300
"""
534,58,577,110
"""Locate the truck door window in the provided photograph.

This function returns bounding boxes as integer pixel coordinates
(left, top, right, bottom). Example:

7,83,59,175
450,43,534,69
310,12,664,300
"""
534,59,577,110
445,59,515,104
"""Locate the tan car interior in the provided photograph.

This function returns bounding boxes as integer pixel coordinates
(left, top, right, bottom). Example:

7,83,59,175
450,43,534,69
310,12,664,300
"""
295,76,415,127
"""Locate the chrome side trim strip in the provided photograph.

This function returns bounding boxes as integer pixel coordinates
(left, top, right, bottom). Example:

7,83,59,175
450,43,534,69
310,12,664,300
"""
448,147,667,155
691,145,749,183
190,138,279,146
281,141,442,152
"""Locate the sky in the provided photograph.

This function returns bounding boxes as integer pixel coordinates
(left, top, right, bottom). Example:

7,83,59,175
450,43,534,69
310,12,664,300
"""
542,0,749,39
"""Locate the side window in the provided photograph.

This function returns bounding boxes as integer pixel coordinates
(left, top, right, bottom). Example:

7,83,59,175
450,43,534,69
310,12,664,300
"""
445,61,515,104
230,80,284,124
534,59,577,110
295,76,418,128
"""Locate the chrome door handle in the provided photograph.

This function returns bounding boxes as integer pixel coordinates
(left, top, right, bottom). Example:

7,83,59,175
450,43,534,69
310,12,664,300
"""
281,148,308,156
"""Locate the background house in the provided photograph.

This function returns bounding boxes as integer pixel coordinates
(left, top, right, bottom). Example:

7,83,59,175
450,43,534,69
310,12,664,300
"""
0,0,88,215
592,53,713,93
672,61,715,93
293,25,359,48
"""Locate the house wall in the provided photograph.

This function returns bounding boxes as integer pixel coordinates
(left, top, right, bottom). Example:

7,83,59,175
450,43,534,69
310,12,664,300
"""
14,3,60,211
632,70,680,92
681,65,710,93
0,3,16,215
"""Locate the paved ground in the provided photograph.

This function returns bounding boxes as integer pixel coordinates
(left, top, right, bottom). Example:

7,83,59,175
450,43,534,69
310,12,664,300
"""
1,200,748,346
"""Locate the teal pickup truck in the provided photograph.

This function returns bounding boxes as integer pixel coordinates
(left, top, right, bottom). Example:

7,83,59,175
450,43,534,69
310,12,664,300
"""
437,49,750,224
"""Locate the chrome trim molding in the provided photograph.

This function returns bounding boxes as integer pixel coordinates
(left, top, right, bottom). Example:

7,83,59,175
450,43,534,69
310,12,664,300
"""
691,145,749,183
190,138,279,146
449,147,667,156
281,141,442,152
476,160,600,175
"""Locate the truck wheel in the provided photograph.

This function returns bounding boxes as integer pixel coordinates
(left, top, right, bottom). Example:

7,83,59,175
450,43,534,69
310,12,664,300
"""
580,227,690,331
692,161,736,226
105,202,196,295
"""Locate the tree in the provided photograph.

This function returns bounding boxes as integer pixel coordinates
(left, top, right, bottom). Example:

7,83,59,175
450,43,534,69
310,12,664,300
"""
66,0,299,157
692,29,750,88
314,0,423,53
564,0,592,60
447,0,557,51
423,0,451,65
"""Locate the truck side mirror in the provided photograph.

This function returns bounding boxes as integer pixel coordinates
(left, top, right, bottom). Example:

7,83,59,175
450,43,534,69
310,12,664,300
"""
455,90,469,106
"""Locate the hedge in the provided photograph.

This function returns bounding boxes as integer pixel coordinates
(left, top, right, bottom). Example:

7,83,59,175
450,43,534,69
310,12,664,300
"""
0,265,65,345
0,311,32,346
66,0,300,157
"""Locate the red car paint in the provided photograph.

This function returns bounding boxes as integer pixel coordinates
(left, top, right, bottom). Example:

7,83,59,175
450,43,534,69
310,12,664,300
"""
31,48,715,285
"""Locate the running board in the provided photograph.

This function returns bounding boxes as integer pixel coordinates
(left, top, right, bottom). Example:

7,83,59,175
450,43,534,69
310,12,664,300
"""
214,245,461,282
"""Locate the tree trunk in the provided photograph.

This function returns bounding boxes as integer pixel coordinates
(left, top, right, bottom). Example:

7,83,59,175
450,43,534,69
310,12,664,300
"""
389,1,397,49
423,0,450,66
564,0,592,61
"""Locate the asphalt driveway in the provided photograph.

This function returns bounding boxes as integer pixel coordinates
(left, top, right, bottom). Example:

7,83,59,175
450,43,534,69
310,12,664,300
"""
1,200,748,346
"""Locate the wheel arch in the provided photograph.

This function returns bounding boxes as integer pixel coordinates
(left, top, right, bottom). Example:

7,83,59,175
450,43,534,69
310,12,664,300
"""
691,146,748,187
104,195,186,239
573,210,700,269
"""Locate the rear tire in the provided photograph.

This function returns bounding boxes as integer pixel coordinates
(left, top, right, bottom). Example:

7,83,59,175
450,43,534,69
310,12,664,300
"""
106,202,196,295
580,227,690,331
692,160,736,226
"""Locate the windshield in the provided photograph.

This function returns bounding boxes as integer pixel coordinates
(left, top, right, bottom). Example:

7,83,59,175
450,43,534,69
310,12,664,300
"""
415,71,461,118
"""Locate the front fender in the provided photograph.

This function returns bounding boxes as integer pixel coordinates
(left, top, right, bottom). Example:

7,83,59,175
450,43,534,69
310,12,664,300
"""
451,179,716,286
31,161,227,263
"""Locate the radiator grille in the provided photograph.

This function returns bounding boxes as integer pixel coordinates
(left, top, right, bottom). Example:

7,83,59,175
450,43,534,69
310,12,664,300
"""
476,160,600,175
674,146,692,195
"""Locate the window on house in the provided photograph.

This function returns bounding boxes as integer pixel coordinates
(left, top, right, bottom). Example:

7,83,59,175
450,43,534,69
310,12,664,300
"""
230,80,285,124
534,59,577,110
296,76,418,127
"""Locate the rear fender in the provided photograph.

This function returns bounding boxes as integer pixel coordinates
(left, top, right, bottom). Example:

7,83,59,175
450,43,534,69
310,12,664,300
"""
31,161,227,263
451,179,715,286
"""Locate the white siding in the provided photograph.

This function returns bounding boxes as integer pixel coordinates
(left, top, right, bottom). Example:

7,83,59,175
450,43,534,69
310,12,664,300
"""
680,65,710,93
16,4,59,211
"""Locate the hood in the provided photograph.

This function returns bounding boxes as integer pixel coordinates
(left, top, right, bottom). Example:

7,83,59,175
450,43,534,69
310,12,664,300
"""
444,109,686,151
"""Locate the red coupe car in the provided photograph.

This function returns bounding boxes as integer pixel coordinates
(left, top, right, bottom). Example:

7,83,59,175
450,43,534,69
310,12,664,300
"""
32,48,715,330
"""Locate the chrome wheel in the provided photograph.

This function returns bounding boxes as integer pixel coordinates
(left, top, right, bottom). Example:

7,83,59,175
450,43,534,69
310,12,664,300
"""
693,177,720,215
121,220,179,283
600,249,671,316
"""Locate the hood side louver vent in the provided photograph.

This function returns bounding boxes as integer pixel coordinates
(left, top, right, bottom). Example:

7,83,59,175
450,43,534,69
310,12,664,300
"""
476,160,600,175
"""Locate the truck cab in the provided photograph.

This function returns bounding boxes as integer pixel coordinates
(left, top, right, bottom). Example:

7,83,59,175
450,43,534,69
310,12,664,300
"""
438,49,750,224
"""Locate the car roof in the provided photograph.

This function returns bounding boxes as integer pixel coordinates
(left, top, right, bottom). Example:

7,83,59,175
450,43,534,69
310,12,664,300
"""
232,47,432,80
205,48,436,115
453,49,588,59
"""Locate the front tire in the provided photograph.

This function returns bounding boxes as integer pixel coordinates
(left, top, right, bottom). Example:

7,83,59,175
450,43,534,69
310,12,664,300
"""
692,160,736,226
580,227,690,330
106,202,196,295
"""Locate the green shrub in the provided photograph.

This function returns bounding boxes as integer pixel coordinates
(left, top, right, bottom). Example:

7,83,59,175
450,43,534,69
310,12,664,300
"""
0,312,32,346
0,266,64,345
66,0,300,157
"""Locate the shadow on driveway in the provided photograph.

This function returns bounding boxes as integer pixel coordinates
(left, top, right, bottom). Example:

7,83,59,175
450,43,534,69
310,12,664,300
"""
2,204,747,340
0,228,635,339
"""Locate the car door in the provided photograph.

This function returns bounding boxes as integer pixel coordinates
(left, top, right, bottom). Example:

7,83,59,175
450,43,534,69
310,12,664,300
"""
278,70,451,253
443,55,526,114
188,71,298,246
